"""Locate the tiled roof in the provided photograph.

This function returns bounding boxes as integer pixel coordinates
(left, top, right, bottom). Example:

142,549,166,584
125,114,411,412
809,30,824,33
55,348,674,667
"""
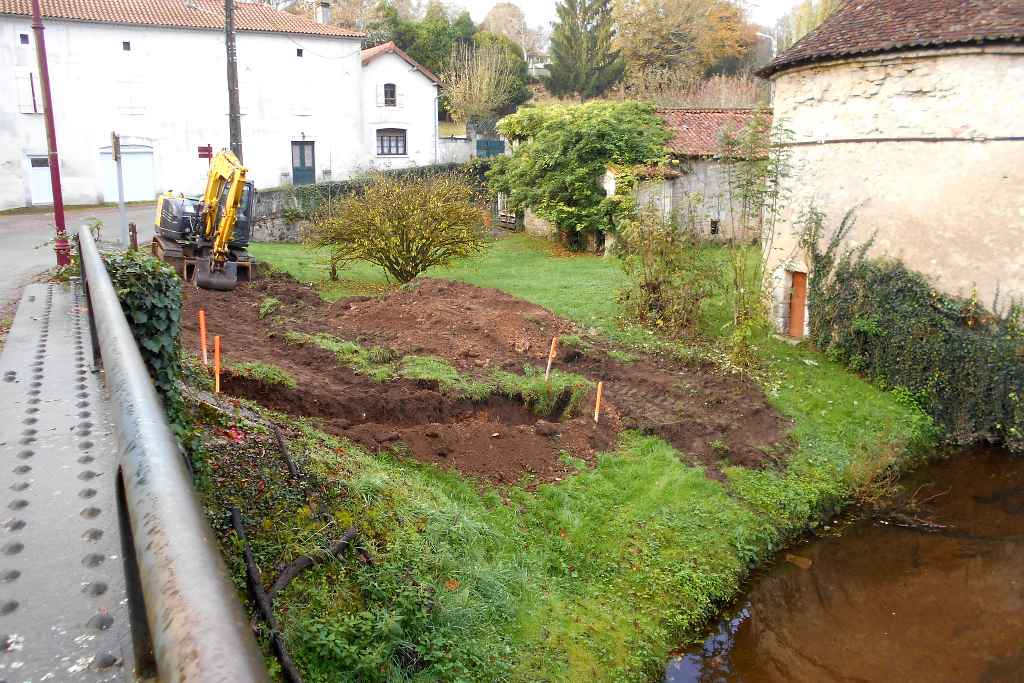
759,0,1024,78
361,40,439,84
0,0,364,38
656,108,769,157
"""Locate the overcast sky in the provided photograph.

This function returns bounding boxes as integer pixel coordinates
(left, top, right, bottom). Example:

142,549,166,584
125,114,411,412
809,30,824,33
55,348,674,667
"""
460,0,803,30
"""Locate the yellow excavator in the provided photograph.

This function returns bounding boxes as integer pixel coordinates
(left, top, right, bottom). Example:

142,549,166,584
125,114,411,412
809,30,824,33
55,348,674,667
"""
152,149,255,291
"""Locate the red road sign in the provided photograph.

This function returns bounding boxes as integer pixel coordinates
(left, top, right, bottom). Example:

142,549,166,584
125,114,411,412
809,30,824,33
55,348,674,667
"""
198,145,213,159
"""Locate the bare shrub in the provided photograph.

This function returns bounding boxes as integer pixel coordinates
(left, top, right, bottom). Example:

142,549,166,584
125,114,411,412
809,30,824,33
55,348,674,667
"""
614,206,721,335
618,71,768,108
307,173,487,283
441,42,520,127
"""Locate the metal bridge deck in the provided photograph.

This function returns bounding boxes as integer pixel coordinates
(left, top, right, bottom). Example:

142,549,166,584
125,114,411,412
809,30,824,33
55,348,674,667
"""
0,282,132,681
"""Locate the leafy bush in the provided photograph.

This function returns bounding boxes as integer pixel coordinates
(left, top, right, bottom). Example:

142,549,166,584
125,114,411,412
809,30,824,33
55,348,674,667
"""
281,162,492,219
225,360,297,389
306,173,487,284
808,210,1024,451
614,207,722,335
488,101,670,238
104,251,184,424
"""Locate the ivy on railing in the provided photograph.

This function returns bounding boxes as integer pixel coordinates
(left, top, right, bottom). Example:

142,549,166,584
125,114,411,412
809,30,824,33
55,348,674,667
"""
104,251,185,430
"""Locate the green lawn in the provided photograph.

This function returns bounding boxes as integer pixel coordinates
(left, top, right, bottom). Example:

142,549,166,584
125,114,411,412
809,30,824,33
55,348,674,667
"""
211,235,935,681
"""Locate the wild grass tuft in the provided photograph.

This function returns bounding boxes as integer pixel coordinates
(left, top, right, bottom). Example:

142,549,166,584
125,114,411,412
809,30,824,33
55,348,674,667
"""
493,366,592,418
258,296,282,319
225,360,297,389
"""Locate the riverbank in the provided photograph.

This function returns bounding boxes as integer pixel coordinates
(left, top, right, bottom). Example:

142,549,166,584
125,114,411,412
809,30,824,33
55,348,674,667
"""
668,446,1024,681
191,234,935,681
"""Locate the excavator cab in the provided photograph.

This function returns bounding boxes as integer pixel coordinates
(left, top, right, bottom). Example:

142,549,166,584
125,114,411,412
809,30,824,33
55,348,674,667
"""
153,149,255,291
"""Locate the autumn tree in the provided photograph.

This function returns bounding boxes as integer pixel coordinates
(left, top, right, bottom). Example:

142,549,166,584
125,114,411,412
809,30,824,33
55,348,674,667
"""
545,0,624,99
614,0,754,79
481,2,548,60
774,0,842,51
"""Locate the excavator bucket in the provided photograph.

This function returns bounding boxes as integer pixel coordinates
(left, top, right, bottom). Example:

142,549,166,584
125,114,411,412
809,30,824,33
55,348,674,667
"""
195,258,239,291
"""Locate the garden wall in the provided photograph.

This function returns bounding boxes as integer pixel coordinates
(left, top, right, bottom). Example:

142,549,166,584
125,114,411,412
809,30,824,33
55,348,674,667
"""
251,161,491,243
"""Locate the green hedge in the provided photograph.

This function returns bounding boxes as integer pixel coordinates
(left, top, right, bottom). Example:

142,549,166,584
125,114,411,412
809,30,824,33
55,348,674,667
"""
104,251,185,428
809,214,1023,451
285,160,493,218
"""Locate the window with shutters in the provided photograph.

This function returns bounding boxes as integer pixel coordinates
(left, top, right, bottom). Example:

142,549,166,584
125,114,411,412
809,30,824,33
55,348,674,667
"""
376,128,406,156
383,83,397,107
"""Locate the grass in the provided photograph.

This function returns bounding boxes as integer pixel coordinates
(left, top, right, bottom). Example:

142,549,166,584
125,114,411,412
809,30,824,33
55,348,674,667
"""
217,234,936,681
225,360,298,389
284,330,592,416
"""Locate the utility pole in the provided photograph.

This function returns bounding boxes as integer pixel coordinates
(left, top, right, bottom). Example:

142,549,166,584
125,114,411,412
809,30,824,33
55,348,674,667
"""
225,0,243,160
30,0,70,267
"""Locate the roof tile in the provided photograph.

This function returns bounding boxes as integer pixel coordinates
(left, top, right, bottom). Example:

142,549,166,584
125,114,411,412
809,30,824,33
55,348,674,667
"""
656,108,769,157
0,0,364,38
361,40,440,83
759,0,1024,78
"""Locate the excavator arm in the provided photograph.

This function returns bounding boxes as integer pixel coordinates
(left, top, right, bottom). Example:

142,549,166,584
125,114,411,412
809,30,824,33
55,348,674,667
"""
196,149,248,290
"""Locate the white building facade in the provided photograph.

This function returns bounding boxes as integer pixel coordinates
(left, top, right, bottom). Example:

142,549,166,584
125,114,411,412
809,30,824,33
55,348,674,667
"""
360,41,440,170
0,0,443,210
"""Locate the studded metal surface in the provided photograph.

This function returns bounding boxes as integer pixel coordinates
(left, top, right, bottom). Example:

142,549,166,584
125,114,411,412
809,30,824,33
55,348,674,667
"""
0,283,131,681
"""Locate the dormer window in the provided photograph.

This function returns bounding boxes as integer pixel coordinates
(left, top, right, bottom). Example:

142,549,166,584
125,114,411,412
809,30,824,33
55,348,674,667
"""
383,83,396,107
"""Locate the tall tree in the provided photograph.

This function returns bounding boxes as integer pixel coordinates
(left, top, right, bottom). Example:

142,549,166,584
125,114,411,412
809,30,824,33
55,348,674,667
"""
545,0,624,99
774,0,842,52
613,0,753,79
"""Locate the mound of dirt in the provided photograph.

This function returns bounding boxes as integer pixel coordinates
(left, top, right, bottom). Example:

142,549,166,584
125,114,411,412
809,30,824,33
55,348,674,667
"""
181,271,792,483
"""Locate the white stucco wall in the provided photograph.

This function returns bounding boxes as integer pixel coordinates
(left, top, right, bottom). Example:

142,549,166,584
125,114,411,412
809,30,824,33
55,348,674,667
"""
0,17,365,209
360,51,439,169
765,46,1024,333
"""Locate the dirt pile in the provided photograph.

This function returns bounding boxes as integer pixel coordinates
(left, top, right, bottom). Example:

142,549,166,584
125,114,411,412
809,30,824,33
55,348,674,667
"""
181,272,791,483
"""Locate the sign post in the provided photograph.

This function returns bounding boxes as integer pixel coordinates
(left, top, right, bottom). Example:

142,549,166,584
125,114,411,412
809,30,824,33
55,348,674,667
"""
112,131,128,246
198,144,213,166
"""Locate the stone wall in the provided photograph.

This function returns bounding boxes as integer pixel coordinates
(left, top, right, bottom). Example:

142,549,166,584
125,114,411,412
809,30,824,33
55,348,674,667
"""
524,209,556,237
765,46,1024,335
438,136,473,164
250,187,302,242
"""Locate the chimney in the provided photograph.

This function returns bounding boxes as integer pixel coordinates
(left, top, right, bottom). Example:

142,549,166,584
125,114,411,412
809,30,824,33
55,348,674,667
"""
315,0,330,24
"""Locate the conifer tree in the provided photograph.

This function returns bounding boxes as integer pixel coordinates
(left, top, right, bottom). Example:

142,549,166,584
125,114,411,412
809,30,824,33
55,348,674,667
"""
545,0,624,98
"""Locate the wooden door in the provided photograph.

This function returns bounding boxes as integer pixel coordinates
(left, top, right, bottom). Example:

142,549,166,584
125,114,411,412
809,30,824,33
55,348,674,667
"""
788,271,807,338
291,141,315,186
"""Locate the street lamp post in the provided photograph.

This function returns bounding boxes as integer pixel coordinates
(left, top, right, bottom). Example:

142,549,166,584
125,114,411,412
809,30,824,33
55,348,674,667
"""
30,0,70,267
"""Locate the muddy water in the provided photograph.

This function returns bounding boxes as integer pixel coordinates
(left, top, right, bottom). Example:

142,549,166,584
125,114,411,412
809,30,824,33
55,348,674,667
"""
665,448,1024,682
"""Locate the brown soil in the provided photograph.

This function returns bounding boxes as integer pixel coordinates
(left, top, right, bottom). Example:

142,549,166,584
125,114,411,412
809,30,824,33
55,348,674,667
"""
181,272,792,484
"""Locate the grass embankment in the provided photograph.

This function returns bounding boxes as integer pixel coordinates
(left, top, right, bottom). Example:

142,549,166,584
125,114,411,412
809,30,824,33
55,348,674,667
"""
202,235,934,681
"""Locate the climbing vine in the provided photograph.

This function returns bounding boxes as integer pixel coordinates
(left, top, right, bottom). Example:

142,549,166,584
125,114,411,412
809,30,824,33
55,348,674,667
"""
806,208,1024,451
104,251,186,431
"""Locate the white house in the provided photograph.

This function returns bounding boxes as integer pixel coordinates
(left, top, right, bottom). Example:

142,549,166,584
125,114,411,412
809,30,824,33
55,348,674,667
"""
0,0,444,211
359,41,440,169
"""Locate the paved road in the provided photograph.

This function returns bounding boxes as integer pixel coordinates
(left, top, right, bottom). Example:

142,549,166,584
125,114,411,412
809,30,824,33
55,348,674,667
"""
0,204,155,311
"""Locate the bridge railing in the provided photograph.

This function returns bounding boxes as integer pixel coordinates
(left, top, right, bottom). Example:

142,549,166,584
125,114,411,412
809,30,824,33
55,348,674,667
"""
77,227,270,682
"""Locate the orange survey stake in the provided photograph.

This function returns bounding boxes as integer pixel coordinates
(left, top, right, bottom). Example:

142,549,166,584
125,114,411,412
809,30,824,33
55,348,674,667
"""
593,381,604,423
199,309,208,366
545,336,559,380
214,335,222,394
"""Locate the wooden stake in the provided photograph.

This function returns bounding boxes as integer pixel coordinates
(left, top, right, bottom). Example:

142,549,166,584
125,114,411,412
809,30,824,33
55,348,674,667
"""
593,381,603,423
214,335,221,394
544,336,559,381
198,309,208,367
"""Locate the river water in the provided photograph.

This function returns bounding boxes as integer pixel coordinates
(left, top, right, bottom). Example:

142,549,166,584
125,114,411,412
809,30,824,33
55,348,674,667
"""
665,447,1024,682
